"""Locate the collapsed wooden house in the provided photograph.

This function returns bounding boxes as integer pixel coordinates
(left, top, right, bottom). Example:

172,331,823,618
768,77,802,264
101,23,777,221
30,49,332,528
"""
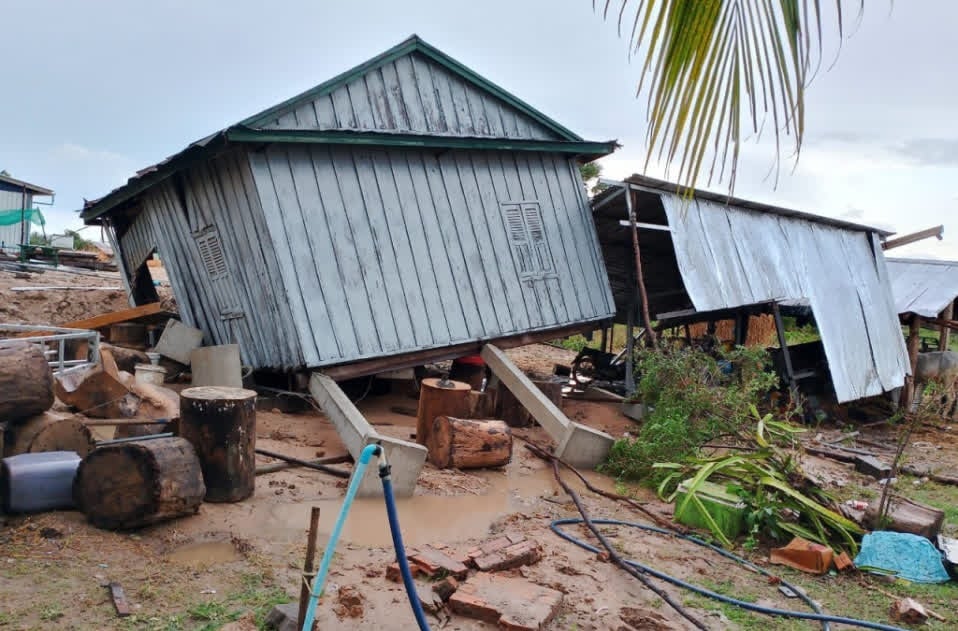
592,175,911,404
81,36,618,377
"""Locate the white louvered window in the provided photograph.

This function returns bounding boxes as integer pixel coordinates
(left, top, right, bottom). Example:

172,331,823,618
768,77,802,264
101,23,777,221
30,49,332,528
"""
195,229,229,280
502,201,554,279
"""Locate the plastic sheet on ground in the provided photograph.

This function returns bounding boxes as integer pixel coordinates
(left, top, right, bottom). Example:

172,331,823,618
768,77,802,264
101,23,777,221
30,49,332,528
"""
854,531,951,584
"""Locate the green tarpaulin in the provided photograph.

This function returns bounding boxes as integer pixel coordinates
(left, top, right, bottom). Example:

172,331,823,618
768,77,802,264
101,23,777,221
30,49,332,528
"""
0,208,45,226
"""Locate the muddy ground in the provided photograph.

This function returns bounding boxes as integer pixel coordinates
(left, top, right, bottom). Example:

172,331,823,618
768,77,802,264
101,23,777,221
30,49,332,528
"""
2,269,958,630
3,381,958,630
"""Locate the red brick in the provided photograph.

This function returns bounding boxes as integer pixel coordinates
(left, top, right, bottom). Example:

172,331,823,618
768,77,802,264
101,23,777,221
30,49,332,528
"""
432,576,459,601
409,546,469,579
449,573,562,631
473,540,542,572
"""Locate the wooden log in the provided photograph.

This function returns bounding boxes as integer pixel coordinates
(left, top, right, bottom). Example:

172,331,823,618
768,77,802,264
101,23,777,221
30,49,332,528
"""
179,386,257,503
5,412,96,457
54,363,138,418
73,436,205,530
427,416,512,469
467,389,498,419
0,342,54,424
416,378,471,447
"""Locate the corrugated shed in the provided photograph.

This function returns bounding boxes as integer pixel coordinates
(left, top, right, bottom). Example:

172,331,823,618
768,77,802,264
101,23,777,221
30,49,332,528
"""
886,258,958,318
659,194,909,402
248,144,613,367
0,189,29,247
258,52,563,141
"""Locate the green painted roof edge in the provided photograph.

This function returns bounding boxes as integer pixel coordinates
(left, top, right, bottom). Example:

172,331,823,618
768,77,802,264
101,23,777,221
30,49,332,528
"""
227,127,616,156
239,34,584,142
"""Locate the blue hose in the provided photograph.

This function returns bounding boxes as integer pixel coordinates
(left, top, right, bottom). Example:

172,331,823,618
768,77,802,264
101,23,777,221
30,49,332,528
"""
300,444,382,631
551,518,910,631
300,444,431,631
381,463,431,631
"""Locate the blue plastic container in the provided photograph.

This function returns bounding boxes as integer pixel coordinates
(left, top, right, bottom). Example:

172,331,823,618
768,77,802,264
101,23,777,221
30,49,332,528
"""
1,451,81,513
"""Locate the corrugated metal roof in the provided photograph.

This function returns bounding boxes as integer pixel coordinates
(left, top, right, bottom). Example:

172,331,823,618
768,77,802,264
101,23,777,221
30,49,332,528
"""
886,257,958,318
614,174,895,236
0,173,53,196
649,189,908,403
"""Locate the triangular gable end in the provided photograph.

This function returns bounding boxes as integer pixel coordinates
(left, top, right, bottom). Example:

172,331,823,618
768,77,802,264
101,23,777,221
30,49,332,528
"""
240,36,582,143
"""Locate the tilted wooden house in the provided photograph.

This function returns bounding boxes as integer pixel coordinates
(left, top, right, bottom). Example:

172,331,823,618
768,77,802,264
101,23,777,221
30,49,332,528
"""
83,36,617,376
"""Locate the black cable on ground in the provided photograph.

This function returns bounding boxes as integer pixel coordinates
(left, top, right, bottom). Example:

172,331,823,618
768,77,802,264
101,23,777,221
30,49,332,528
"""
551,518,910,631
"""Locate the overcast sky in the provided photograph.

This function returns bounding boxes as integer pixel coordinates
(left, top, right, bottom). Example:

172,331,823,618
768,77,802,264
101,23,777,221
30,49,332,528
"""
1,1,955,259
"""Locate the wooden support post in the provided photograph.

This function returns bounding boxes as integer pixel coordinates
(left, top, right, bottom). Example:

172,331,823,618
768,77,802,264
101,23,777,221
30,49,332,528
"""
940,303,953,351
481,344,613,468
309,373,425,497
902,315,922,411
624,293,636,394
771,303,799,400
298,507,321,631
624,189,657,347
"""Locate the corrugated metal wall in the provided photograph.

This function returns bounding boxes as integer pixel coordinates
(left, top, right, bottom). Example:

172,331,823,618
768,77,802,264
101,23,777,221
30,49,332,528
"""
118,149,302,368
258,52,562,141
248,144,614,368
0,188,31,248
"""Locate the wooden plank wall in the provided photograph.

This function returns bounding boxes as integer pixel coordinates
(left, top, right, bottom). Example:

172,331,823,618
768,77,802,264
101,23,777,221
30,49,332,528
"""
248,144,615,368
258,52,562,141
119,149,302,369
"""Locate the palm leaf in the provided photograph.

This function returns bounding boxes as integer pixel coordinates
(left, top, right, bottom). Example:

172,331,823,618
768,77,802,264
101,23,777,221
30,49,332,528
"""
596,0,865,193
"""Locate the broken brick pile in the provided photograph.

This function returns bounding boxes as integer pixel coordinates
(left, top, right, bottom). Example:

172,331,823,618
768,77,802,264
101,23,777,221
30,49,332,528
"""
385,533,560,630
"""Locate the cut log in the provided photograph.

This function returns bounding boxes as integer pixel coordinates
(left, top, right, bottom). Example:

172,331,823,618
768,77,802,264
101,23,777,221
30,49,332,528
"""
179,386,257,503
427,416,512,469
467,389,498,419
54,363,138,418
73,436,205,530
416,378,471,447
0,342,54,424
100,343,150,374
5,412,96,457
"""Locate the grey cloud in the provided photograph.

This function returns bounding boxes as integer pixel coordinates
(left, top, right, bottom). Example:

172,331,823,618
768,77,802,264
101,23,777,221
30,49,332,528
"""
889,138,958,166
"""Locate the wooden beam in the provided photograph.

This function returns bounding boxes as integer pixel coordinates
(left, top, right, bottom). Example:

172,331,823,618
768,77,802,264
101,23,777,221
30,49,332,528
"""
940,303,954,351
772,303,798,400
617,220,672,231
320,321,604,381
882,225,944,251
901,314,922,412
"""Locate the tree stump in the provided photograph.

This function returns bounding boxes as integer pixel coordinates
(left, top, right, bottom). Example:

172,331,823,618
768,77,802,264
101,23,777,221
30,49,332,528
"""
5,412,96,457
416,378,471,447
0,342,54,424
496,380,564,428
73,436,205,530
428,416,512,469
179,386,257,503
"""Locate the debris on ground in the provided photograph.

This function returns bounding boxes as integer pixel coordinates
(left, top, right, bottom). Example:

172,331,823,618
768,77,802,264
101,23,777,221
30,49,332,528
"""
333,584,365,619
448,572,563,631
769,537,834,575
890,597,930,625
865,495,945,539
408,546,470,579
466,533,542,572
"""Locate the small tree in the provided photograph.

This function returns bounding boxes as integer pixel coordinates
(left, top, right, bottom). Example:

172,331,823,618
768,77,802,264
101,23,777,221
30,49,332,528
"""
578,162,607,196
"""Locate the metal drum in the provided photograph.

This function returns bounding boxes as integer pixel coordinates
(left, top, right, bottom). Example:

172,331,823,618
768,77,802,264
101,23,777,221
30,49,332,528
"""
1,451,81,513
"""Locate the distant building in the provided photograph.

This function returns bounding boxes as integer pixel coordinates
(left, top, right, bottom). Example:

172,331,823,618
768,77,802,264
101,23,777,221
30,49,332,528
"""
0,173,53,251
82,36,618,374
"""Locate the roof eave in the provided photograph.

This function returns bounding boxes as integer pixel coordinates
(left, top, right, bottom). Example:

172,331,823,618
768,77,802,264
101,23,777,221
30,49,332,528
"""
0,174,54,196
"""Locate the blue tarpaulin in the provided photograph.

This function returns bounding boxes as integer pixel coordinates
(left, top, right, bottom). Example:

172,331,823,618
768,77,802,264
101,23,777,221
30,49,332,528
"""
854,531,951,584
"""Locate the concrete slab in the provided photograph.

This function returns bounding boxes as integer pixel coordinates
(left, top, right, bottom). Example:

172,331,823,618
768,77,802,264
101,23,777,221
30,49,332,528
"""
356,433,427,498
556,422,614,469
310,372,426,498
154,319,204,365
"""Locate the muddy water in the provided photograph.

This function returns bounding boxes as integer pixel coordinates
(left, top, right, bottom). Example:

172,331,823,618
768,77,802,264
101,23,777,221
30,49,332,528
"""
246,465,617,548
167,541,241,566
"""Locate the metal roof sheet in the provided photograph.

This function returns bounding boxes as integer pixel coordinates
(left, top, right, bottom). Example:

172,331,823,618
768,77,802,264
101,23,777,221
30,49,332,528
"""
605,174,895,236
886,257,958,318
654,191,909,403
0,173,53,196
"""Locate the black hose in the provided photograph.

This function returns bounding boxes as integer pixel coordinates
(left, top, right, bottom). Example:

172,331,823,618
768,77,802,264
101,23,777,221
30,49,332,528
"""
551,518,910,631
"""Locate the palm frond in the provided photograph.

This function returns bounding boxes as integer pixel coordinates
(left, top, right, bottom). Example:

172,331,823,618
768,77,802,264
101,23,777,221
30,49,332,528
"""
596,0,865,194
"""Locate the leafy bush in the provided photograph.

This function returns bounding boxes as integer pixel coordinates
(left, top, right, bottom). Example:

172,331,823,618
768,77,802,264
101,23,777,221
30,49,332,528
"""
655,411,863,552
602,345,780,483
